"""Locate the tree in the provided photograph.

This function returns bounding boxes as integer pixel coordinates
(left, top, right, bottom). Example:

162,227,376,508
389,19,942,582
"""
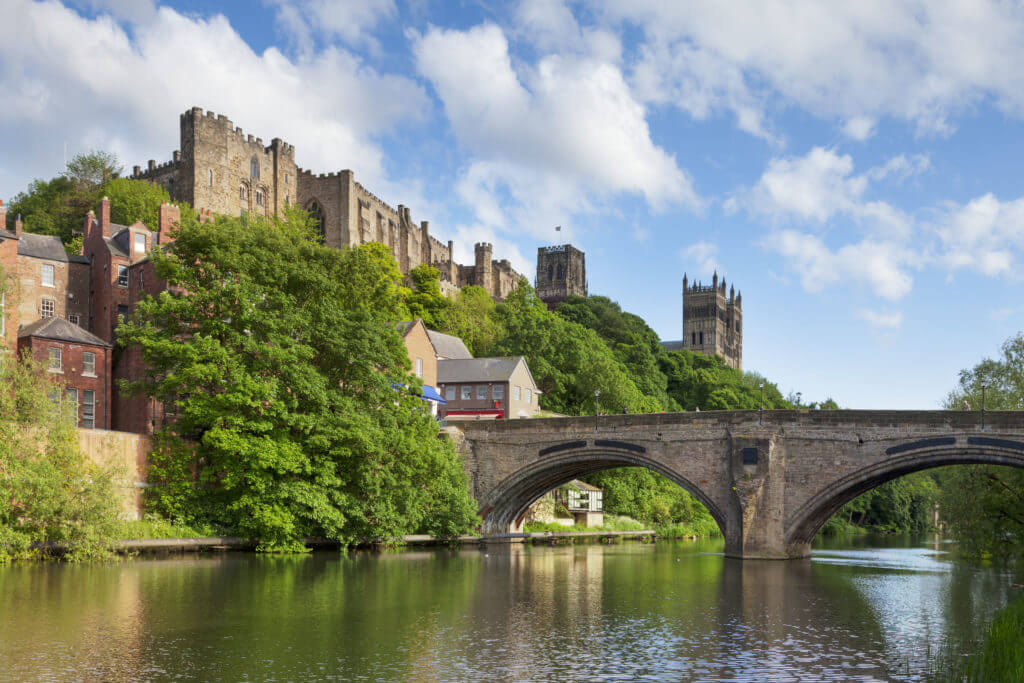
64,150,121,189
0,353,122,561
436,285,503,357
103,177,172,229
118,208,478,550
404,264,452,329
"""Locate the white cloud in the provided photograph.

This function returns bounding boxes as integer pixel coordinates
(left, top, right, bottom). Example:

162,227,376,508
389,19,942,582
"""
680,241,719,276
931,193,1024,277
598,0,1024,137
764,230,915,301
268,0,396,53
412,23,698,240
0,0,427,205
857,308,904,329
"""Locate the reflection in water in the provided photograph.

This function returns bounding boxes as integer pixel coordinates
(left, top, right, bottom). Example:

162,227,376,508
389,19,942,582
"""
0,537,1019,681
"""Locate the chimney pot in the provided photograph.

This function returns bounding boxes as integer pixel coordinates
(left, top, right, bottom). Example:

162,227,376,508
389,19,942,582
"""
100,197,111,238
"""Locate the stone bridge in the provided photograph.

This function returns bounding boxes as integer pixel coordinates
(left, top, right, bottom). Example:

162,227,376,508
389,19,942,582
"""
451,410,1024,559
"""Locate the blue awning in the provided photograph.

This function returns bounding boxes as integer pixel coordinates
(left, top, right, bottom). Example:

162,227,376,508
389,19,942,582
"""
421,384,446,404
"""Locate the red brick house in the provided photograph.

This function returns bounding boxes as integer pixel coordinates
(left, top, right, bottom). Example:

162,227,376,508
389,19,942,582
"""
17,317,112,429
0,200,18,355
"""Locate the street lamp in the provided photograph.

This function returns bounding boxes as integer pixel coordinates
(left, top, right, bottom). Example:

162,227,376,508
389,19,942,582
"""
981,381,988,430
759,381,765,424
594,389,601,417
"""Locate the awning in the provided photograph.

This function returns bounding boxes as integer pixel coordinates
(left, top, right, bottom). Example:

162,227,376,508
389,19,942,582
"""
420,385,446,404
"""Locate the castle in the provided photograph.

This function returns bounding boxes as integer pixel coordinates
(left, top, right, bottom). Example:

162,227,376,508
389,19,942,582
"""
131,107,523,299
660,271,743,369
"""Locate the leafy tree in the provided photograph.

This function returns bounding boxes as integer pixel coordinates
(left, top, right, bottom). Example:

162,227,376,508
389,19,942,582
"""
660,350,789,411
118,208,478,550
6,151,122,246
436,285,503,357
404,264,452,328
0,353,123,561
103,177,172,229
489,281,658,415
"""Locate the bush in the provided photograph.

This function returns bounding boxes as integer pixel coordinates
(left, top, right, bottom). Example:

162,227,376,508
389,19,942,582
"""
933,593,1024,681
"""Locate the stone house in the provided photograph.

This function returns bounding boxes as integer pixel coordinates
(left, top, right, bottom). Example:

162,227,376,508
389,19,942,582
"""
17,317,112,429
438,356,541,420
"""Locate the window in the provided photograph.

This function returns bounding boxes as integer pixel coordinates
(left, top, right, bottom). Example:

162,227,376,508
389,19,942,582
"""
134,232,146,254
547,265,553,281
208,169,213,187
284,172,289,183
83,351,96,377
40,298,55,318
250,157,259,180
306,200,326,244
556,264,564,279
255,190,264,207
239,185,247,201
477,385,488,400
117,305,129,322
68,313,79,326
41,264,54,287
445,385,455,401
285,194,289,206
525,388,532,404
493,385,504,400
699,331,704,345
48,347,62,373
82,390,95,429
66,387,78,412
117,265,129,287
513,385,521,401
691,331,696,345
461,385,472,400
415,357,423,378
138,270,144,290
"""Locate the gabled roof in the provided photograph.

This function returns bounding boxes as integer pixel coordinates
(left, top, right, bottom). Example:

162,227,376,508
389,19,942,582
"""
18,316,111,347
102,236,128,258
17,233,68,262
438,356,539,390
427,329,473,359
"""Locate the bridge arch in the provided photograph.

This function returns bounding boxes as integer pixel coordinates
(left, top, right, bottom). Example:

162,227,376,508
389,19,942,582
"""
786,444,1024,550
477,447,726,535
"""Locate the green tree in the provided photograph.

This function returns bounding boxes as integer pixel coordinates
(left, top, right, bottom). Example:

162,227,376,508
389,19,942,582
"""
404,264,452,328
103,177,172,229
118,208,478,550
0,353,123,561
436,285,503,357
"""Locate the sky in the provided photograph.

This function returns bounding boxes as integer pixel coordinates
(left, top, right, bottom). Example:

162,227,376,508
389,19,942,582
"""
3,0,1024,409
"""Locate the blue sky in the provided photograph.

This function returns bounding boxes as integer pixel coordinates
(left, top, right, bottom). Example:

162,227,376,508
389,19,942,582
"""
3,0,1024,408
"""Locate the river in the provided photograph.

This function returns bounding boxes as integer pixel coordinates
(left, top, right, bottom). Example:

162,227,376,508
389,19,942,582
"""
0,535,1020,681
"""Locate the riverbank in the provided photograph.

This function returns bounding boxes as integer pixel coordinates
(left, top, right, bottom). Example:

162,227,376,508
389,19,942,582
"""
934,591,1024,681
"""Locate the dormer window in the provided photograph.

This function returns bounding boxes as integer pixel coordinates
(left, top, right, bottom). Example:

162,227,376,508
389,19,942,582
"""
134,232,146,255
250,157,259,180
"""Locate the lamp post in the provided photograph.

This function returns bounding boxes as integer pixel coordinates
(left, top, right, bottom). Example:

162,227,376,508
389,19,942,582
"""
981,381,988,430
759,381,765,424
594,390,601,417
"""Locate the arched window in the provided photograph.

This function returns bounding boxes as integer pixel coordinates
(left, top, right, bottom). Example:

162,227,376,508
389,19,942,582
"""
306,199,326,244
556,264,564,280
547,265,553,281
250,157,259,180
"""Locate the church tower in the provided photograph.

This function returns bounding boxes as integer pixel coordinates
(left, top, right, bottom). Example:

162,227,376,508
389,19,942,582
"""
681,272,742,369
536,244,587,307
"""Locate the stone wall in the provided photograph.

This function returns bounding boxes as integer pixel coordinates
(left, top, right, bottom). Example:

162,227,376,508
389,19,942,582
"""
78,428,151,520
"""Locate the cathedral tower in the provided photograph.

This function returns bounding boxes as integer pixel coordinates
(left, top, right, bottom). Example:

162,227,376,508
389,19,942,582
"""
536,244,587,307
680,272,742,369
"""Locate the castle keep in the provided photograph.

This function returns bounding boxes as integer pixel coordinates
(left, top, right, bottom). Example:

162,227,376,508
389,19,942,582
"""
535,244,587,307
132,107,522,299
661,271,743,369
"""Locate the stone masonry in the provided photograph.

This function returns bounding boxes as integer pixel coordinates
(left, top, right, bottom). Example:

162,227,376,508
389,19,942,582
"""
535,244,587,307
453,409,1024,559
663,272,742,369
132,107,523,300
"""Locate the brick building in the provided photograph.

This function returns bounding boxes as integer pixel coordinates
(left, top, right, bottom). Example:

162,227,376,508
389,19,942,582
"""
131,107,523,300
0,201,17,354
438,356,541,420
17,317,112,429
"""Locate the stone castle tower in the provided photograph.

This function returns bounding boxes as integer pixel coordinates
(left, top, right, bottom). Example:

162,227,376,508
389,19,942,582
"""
680,271,742,369
130,107,522,300
535,244,587,307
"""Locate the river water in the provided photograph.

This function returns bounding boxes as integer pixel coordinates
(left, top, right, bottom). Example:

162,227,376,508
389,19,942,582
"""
0,535,1020,681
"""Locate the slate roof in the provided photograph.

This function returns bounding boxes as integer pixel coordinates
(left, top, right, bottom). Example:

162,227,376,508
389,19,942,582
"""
427,329,473,359
17,233,68,262
18,316,111,347
659,340,685,352
68,253,90,264
438,356,536,386
102,236,128,258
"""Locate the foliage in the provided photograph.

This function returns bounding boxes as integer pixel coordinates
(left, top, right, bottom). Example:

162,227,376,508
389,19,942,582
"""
933,593,1024,682
404,264,452,329
822,473,939,535
115,516,215,540
103,177,172,229
6,152,122,246
660,353,790,411
583,467,720,534
938,331,1024,557
0,354,123,562
438,285,503,357
523,515,647,533
117,208,478,550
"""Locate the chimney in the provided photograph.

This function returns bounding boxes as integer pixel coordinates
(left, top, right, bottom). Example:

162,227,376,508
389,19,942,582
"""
157,202,180,245
100,196,111,237
83,210,95,240
14,214,23,237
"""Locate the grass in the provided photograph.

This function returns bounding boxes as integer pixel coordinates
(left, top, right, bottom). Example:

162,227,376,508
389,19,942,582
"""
932,592,1024,682
655,518,723,539
114,517,217,540
524,515,648,533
